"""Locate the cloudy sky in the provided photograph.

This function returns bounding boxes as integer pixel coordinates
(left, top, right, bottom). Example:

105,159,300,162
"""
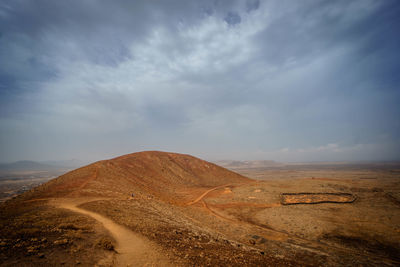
0,0,399,163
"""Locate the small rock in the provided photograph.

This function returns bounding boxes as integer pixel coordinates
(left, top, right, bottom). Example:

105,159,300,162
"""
54,239,69,245
26,246,38,255
249,239,256,245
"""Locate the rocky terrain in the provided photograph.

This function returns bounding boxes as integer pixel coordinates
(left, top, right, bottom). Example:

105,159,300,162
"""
1,151,399,266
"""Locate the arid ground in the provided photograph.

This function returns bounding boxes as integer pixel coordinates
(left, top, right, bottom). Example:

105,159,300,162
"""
0,172,66,203
1,152,399,266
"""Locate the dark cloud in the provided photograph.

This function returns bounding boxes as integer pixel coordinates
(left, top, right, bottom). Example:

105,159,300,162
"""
224,12,241,25
0,0,399,162
246,0,260,13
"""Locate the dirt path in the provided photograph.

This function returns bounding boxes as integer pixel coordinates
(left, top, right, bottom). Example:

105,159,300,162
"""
201,199,288,241
186,184,232,206
77,168,98,191
57,199,171,267
201,198,400,265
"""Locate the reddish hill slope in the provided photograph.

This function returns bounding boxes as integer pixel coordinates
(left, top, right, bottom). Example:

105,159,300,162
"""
24,151,252,202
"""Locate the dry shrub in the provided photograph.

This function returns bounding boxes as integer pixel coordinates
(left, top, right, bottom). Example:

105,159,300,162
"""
95,237,114,251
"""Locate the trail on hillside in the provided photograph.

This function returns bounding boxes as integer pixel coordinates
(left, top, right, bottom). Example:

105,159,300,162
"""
57,199,171,267
198,193,400,266
186,184,232,206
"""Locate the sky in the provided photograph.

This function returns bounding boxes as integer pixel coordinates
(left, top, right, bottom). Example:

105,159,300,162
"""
0,0,399,163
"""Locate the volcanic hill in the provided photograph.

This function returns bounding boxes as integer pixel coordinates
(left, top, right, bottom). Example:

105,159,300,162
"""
2,151,399,266
24,151,251,202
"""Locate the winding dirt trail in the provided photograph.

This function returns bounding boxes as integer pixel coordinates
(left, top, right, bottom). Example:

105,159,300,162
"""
57,199,171,267
197,192,400,266
186,184,232,206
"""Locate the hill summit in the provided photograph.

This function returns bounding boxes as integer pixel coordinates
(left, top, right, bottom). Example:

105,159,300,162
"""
25,151,251,202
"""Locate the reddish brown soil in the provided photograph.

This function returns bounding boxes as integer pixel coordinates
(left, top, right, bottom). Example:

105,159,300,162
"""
23,151,251,203
1,152,399,266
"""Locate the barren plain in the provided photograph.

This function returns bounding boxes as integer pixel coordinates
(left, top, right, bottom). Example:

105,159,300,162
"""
1,152,399,266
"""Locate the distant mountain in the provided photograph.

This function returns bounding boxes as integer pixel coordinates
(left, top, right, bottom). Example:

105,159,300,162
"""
214,160,283,169
41,159,88,168
0,160,66,172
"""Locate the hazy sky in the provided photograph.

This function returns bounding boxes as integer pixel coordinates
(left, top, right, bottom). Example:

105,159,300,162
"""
0,0,399,162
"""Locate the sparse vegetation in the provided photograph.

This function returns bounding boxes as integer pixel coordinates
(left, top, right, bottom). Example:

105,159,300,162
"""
96,237,115,251
1,152,399,266
0,200,116,266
